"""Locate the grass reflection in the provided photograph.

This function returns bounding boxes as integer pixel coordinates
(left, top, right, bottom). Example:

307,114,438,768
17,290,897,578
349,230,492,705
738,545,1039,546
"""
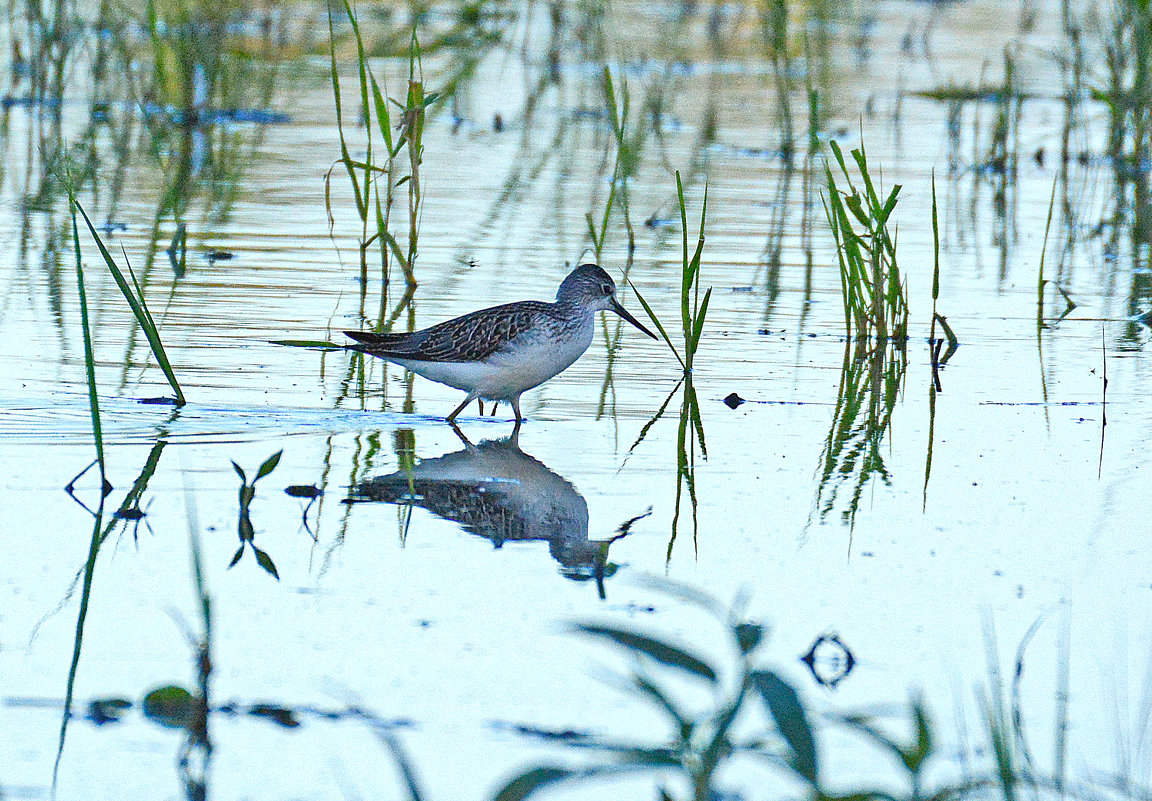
811,339,906,535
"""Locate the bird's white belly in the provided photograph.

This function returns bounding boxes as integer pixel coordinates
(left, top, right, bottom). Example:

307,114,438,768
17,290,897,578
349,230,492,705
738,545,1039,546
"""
387,321,594,400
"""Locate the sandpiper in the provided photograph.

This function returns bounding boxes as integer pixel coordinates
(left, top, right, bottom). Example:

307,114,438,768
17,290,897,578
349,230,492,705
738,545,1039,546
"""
345,263,657,423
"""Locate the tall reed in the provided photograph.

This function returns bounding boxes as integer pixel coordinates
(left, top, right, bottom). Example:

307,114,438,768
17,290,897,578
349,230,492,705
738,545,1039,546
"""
327,1,428,327
629,172,710,554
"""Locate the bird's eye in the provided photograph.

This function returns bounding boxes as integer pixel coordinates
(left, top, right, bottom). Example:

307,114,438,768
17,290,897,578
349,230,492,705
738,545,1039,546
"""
601,283,613,295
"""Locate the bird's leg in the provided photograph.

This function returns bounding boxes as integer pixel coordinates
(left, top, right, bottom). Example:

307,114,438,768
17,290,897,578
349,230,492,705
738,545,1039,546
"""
490,402,499,416
511,396,523,423
477,400,485,416
446,395,474,424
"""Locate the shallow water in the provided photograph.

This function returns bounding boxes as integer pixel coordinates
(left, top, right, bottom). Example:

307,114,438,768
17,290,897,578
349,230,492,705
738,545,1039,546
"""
2,0,1152,798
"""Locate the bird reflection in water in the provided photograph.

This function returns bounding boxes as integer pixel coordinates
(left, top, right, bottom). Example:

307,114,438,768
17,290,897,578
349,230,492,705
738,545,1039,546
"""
347,424,643,598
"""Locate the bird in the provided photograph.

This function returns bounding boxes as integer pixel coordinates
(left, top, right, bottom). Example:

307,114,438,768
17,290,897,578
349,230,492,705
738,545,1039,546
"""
344,263,657,423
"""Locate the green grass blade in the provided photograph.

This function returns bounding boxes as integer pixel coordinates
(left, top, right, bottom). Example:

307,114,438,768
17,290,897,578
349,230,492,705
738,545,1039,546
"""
689,286,712,354
74,201,185,405
1037,177,1058,328
585,212,600,252
340,0,373,204
369,74,395,155
270,339,344,350
629,282,685,370
70,204,105,479
880,185,902,221
931,172,940,303
327,0,365,217
602,66,620,137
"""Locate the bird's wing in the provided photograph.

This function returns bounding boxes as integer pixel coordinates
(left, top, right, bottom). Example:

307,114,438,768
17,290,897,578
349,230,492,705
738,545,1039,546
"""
344,301,547,362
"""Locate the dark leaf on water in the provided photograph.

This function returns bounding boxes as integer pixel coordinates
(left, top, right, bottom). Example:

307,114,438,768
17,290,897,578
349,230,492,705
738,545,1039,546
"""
751,671,818,785
286,484,323,499
269,339,344,350
253,546,280,580
231,460,246,483
87,697,132,725
255,450,283,481
142,685,197,729
248,704,299,728
571,623,718,683
228,545,244,568
733,622,764,654
723,392,745,409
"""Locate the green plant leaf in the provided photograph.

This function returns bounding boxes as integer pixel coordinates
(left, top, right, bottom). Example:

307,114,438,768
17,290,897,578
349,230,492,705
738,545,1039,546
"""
228,545,244,568
255,450,283,482
253,547,280,580
751,671,818,784
231,461,246,483
571,623,718,683
689,286,712,353
733,622,764,655
629,282,685,371
910,698,933,773
369,74,395,154
270,339,344,349
492,767,577,801
142,685,197,729
492,763,659,801
69,203,105,482
631,673,690,730
73,202,185,405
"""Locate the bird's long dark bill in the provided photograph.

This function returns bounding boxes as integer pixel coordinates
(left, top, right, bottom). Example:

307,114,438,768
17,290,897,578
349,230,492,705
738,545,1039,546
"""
611,298,658,339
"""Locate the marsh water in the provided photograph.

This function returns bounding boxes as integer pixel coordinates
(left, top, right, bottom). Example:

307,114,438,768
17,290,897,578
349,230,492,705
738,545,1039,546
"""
2,0,1151,798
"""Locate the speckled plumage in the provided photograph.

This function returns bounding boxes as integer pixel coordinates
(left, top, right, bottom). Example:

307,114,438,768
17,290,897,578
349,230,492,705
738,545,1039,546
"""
345,264,656,423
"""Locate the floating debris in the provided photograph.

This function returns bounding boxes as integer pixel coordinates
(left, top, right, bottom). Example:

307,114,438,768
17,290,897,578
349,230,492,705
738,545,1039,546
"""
723,392,745,409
